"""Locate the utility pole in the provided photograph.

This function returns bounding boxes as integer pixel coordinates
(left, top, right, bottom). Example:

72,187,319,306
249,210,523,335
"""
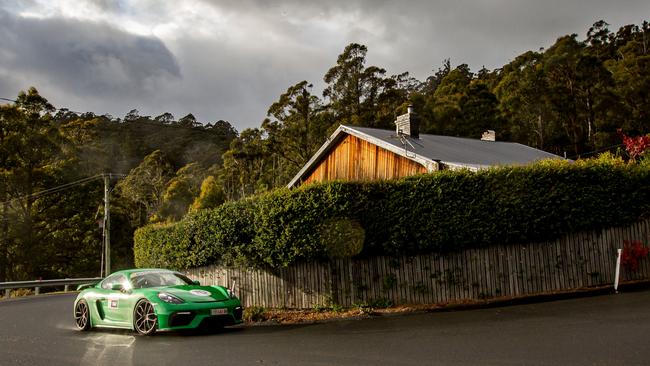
0,188,8,282
103,174,111,276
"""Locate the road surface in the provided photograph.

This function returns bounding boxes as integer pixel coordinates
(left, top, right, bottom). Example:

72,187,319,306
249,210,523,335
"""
1,291,649,365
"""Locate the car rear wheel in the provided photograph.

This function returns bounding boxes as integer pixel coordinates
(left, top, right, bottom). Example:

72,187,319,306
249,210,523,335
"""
133,299,157,335
74,299,91,331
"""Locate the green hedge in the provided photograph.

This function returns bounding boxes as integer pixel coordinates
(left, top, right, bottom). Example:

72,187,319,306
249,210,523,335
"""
134,158,650,270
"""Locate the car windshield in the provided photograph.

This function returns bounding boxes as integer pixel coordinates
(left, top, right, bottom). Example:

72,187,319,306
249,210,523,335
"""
130,272,193,289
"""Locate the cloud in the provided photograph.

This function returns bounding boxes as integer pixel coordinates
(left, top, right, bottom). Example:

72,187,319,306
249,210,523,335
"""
0,9,179,99
0,0,648,131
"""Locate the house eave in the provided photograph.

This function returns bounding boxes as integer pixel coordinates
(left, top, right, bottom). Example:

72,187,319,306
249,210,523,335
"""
287,125,438,188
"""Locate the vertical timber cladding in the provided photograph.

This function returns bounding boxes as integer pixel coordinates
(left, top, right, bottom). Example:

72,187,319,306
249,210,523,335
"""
303,134,427,184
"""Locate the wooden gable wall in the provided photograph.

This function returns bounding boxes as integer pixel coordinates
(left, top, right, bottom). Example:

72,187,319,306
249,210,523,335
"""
303,134,428,185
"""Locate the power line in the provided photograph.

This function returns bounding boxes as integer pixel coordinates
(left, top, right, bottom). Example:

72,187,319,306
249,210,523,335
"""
0,174,107,206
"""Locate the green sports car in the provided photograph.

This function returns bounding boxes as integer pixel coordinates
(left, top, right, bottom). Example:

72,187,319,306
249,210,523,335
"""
73,268,243,335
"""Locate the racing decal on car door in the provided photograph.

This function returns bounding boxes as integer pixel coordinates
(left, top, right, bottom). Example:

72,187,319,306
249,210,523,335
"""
108,298,119,309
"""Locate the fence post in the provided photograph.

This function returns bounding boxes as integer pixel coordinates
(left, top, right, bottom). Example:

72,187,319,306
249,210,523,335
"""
614,248,622,292
4,289,9,298
35,287,40,295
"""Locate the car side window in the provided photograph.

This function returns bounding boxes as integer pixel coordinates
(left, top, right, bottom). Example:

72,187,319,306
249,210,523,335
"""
101,274,127,290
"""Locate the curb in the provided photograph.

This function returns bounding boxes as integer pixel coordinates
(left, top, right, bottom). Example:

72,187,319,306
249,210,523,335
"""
416,280,650,314
248,280,650,325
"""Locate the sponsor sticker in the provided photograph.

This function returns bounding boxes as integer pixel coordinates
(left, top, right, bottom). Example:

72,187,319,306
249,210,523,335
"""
189,289,211,297
109,299,119,309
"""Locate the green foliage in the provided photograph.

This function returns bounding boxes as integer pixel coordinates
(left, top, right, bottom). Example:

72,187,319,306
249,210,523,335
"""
190,175,226,212
243,306,266,322
0,88,236,281
319,218,365,258
382,274,398,292
134,159,650,270
118,150,175,224
262,81,334,184
7,20,650,282
217,21,650,197
157,163,206,222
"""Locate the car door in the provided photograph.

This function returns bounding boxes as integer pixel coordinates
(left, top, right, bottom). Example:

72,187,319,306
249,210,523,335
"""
97,274,130,326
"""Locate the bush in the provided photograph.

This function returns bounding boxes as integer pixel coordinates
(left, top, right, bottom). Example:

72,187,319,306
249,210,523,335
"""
134,158,650,270
243,306,267,322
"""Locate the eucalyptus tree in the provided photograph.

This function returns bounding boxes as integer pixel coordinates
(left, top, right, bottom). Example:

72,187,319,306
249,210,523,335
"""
606,21,650,136
263,81,332,181
0,88,66,280
117,150,175,225
323,43,409,129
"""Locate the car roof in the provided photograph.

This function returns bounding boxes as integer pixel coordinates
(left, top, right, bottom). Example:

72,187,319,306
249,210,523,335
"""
107,268,177,279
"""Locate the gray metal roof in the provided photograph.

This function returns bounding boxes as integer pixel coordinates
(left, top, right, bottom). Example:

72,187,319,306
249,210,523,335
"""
353,126,561,167
288,125,563,187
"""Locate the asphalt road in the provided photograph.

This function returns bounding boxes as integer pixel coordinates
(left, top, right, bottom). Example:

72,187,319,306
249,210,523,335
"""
1,291,650,366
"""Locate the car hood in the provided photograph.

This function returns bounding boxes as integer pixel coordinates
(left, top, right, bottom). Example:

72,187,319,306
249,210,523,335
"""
157,285,230,303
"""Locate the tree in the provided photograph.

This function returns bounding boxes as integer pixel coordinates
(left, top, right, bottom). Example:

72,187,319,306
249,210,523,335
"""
430,64,473,135
323,43,408,128
177,113,199,128
190,175,226,212
323,43,368,125
460,81,505,139
117,150,174,225
154,112,175,124
607,22,650,136
156,163,205,222
220,128,272,200
208,120,238,141
494,51,557,149
0,87,67,280
262,81,332,182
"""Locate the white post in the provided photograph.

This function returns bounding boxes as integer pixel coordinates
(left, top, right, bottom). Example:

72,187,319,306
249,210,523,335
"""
614,248,622,292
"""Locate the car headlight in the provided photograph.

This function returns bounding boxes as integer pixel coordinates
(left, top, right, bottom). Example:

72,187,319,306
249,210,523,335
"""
158,292,184,304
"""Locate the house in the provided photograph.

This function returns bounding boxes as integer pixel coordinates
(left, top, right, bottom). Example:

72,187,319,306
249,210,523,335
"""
288,106,563,187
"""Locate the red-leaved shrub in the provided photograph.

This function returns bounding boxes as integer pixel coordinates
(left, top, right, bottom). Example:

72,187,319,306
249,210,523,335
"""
621,240,650,272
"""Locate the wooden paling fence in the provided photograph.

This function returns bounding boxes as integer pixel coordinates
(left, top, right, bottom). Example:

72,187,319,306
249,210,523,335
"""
185,219,650,309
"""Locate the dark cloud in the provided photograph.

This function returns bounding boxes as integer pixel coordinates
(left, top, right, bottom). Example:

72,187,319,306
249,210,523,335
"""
0,9,179,105
0,1,648,131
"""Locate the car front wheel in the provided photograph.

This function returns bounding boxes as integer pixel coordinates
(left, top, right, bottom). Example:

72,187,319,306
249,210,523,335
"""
74,299,91,331
133,299,157,335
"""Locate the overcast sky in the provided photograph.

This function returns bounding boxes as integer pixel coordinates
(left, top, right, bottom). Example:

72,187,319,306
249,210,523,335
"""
0,1,648,130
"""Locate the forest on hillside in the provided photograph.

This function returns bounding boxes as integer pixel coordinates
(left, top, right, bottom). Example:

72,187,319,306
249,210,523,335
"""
1,20,648,281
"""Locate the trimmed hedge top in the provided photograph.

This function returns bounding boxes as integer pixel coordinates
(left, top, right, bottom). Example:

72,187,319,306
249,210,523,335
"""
134,158,650,270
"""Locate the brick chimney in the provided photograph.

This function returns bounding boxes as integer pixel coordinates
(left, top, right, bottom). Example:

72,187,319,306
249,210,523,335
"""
395,105,419,139
481,130,496,141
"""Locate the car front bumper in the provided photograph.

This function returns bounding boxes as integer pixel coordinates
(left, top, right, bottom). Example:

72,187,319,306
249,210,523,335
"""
154,299,243,330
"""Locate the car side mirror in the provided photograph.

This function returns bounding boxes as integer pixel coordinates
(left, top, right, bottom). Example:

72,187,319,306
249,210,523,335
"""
111,283,124,291
192,280,200,286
